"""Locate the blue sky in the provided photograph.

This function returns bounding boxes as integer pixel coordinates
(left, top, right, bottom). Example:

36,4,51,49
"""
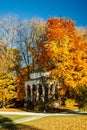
0,0,87,26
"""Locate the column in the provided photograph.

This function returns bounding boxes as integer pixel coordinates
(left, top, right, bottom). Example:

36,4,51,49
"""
24,84,28,107
42,86,45,102
52,83,56,100
30,85,33,102
36,85,39,102
48,84,51,100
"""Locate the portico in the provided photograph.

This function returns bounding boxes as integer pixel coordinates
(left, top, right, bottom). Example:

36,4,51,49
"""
24,71,57,107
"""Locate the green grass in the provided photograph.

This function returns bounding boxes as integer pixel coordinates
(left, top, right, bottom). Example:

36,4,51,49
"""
0,115,31,123
24,115,87,130
0,115,87,130
0,115,37,130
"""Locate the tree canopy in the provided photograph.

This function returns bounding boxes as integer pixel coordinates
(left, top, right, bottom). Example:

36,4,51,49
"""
36,18,87,90
0,16,87,108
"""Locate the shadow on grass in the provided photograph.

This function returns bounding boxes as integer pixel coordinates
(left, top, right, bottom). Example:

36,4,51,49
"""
18,106,87,116
45,107,87,115
0,115,42,130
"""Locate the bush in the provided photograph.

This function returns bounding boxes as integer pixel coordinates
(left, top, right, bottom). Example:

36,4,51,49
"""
6,99,24,108
33,102,46,112
65,99,76,108
73,85,87,110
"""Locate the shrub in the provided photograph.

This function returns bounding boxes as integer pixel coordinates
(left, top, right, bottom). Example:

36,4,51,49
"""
73,85,87,111
65,99,76,108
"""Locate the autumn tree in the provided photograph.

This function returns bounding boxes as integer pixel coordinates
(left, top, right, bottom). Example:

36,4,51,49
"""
77,27,87,45
0,16,21,75
0,16,46,106
16,66,33,100
0,15,18,48
0,16,22,107
0,45,21,107
77,27,87,39
14,18,46,102
16,18,45,74
36,17,87,95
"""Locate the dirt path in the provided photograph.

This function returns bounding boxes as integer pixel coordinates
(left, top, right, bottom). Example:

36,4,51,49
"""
0,111,87,116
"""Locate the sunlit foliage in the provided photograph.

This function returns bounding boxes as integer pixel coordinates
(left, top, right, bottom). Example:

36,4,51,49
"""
36,18,87,90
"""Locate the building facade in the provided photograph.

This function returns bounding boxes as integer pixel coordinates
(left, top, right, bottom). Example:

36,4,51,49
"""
24,71,60,108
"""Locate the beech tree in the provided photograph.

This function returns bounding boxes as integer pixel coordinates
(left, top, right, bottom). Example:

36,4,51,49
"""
36,18,87,93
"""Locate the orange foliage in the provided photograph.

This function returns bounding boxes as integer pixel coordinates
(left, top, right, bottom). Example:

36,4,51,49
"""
16,67,29,100
36,17,87,89
16,66,33,100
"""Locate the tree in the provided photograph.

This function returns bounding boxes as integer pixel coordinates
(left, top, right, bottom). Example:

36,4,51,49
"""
16,18,45,74
36,17,87,92
0,16,45,104
0,15,18,48
16,66,33,100
0,47,21,107
77,27,87,41
0,16,23,107
0,72,17,107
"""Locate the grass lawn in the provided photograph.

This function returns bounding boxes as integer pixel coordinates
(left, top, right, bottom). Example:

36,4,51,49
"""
0,115,32,130
0,115,31,123
23,115,87,130
0,115,87,130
